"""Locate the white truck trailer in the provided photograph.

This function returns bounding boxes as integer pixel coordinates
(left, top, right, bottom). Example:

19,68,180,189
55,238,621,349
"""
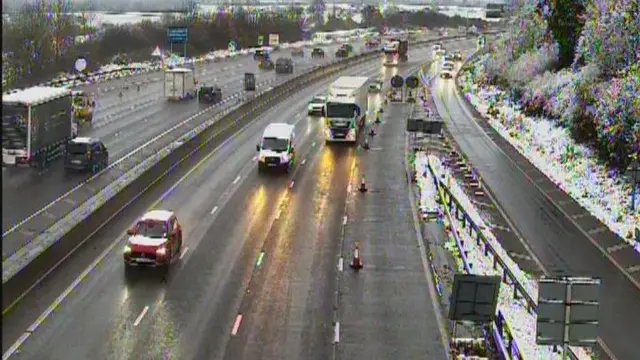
2,86,75,168
324,76,369,143
164,67,197,101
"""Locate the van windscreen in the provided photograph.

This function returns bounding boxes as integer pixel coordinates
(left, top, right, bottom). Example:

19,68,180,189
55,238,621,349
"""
262,137,288,152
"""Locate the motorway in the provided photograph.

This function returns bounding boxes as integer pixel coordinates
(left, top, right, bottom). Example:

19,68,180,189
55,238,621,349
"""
431,62,640,360
1,41,360,234
2,39,473,360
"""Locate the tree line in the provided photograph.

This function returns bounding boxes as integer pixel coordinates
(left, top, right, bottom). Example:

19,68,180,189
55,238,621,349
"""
2,0,488,89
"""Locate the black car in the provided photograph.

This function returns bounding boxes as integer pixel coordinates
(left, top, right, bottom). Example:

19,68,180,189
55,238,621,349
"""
253,48,267,61
275,57,294,74
198,85,222,103
311,48,325,58
64,137,109,173
335,48,348,58
244,72,256,91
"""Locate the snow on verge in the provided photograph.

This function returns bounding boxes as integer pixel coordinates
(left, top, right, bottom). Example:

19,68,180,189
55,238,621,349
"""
415,152,592,360
458,74,638,251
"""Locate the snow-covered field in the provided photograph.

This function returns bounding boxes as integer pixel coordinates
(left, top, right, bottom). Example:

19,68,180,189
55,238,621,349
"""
415,152,593,360
457,75,639,252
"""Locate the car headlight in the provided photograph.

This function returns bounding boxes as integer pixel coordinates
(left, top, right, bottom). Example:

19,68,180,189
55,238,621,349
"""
308,104,314,111
124,245,131,253
156,247,167,256
258,153,266,162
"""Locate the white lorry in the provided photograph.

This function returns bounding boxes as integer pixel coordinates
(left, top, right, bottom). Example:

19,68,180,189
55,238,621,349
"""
164,67,197,101
2,86,75,168
324,76,369,143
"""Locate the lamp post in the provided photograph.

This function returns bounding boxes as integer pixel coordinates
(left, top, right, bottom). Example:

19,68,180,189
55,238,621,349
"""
629,160,639,212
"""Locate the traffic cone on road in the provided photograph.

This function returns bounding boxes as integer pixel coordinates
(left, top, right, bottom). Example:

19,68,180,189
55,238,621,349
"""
358,175,368,192
350,241,363,270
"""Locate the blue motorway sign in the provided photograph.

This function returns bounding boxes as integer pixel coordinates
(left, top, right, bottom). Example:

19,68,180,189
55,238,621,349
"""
167,27,188,43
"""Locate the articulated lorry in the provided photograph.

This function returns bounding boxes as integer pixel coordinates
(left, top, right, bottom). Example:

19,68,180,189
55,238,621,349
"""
323,76,369,143
2,86,75,168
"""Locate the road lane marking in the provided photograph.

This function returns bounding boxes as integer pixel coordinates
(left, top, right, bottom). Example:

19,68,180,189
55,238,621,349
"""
338,257,343,272
133,306,149,327
342,215,348,225
2,333,30,360
232,175,241,185
210,205,219,215
275,209,282,220
179,247,189,260
333,322,340,343
301,158,307,165
231,314,243,335
289,180,295,189
256,251,265,267
347,184,351,193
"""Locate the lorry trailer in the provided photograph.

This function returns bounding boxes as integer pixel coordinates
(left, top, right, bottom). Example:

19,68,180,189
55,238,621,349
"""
2,86,74,168
164,68,197,101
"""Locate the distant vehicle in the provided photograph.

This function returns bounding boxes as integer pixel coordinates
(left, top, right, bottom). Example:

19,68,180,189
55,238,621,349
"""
324,76,369,143
244,72,256,91
124,210,183,272
307,95,326,116
198,85,222,104
368,79,383,93
64,137,108,173
341,44,354,54
275,57,294,74
291,48,304,57
365,39,379,49
311,48,325,58
71,90,95,126
2,86,74,168
335,48,349,58
164,68,197,101
259,58,275,70
453,51,463,61
256,123,296,172
253,48,267,61
441,63,455,79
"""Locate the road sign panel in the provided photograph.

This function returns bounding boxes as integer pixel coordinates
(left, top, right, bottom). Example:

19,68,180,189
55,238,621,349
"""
168,27,188,43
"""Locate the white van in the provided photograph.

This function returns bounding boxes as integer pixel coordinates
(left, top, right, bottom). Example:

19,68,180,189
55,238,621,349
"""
256,123,296,172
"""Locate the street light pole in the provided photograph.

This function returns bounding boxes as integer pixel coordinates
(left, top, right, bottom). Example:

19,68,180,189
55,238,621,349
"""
629,160,639,212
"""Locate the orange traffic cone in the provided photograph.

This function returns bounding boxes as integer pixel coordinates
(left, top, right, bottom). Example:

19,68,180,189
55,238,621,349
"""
358,175,367,192
350,241,363,270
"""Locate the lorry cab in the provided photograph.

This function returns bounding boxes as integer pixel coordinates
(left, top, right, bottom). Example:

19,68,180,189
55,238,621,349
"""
256,123,296,173
71,90,95,125
64,137,108,173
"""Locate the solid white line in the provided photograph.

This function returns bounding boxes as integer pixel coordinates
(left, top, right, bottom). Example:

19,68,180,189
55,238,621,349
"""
338,257,344,272
210,205,219,215
334,322,340,343
347,184,352,193
231,314,243,335
133,306,149,327
289,180,295,189
179,247,189,260
232,175,241,185
342,215,348,225
2,332,30,360
275,210,282,220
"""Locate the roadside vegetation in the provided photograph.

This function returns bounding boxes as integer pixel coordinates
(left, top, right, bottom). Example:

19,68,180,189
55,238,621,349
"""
2,0,488,89
468,0,639,170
